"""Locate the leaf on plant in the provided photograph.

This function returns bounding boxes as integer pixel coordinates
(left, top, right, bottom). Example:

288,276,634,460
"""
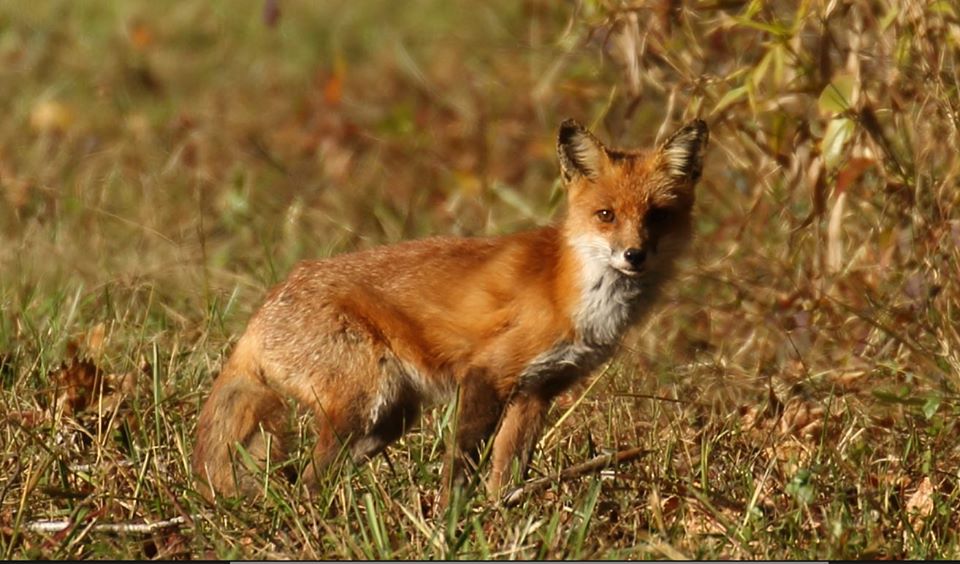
490,181,538,220
786,468,815,504
821,117,855,171
711,85,748,115
871,387,924,406
732,16,790,37
922,395,941,419
751,49,773,88
818,73,857,116
930,0,957,17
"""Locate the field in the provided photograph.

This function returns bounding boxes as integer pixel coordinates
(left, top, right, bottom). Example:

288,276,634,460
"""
2,0,960,559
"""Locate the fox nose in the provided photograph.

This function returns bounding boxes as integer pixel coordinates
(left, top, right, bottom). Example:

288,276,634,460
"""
624,248,646,269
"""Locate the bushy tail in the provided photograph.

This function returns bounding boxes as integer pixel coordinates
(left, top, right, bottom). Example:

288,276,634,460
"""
192,341,285,499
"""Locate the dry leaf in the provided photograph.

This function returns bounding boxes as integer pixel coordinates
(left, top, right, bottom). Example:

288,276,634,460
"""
3,178,31,210
50,352,105,416
779,398,825,437
1,163,32,210
30,100,74,134
85,322,106,359
98,373,132,413
5,410,46,426
905,476,934,531
826,191,847,275
102,358,150,421
647,487,679,533
742,391,825,441
127,21,155,51
323,73,343,107
125,113,152,140
607,13,642,97
836,157,875,194
682,502,731,536
263,0,281,27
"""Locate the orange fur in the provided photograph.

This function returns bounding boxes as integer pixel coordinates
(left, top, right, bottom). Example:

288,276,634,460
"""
192,118,709,501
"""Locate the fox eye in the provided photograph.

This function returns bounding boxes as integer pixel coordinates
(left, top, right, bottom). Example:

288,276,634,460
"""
595,209,616,223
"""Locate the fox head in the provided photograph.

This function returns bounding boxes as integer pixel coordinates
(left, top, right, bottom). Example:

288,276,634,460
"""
557,118,708,279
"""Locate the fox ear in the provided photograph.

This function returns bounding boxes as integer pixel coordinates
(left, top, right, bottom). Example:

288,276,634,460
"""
557,119,608,182
658,119,709,183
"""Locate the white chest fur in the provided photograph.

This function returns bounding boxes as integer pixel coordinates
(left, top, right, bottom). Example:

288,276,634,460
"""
568,234,643,346
518,236,643,390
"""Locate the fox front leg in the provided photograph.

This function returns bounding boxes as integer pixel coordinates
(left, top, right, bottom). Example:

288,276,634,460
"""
487,392,550,498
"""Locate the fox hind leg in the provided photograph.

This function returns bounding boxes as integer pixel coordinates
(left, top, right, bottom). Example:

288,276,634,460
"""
440,373,506,506
297,400,364,486
297,354,421,487
353,369,421,462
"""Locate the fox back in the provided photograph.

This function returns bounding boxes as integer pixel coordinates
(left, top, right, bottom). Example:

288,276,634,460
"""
193,118,708,501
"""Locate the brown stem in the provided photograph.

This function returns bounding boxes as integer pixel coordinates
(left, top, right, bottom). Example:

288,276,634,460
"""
501,446,649,507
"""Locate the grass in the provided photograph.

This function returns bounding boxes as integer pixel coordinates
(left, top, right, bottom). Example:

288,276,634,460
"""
2,0,960,558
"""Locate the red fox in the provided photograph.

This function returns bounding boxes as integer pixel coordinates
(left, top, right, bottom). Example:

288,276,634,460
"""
193,117,708,501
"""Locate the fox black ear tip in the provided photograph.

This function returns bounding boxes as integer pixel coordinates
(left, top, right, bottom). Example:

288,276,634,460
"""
679,119,709,147
557,119,586,144
559,118,584,133
687,118,708,134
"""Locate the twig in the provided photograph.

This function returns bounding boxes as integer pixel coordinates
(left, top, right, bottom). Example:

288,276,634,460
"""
67,460,134,474
501,446,649,507
25,515,191,534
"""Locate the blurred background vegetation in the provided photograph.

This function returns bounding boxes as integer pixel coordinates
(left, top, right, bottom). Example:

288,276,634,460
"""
1,0,960,559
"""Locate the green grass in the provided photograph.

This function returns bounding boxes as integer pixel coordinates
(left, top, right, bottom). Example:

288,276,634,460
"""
2,0,960,558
